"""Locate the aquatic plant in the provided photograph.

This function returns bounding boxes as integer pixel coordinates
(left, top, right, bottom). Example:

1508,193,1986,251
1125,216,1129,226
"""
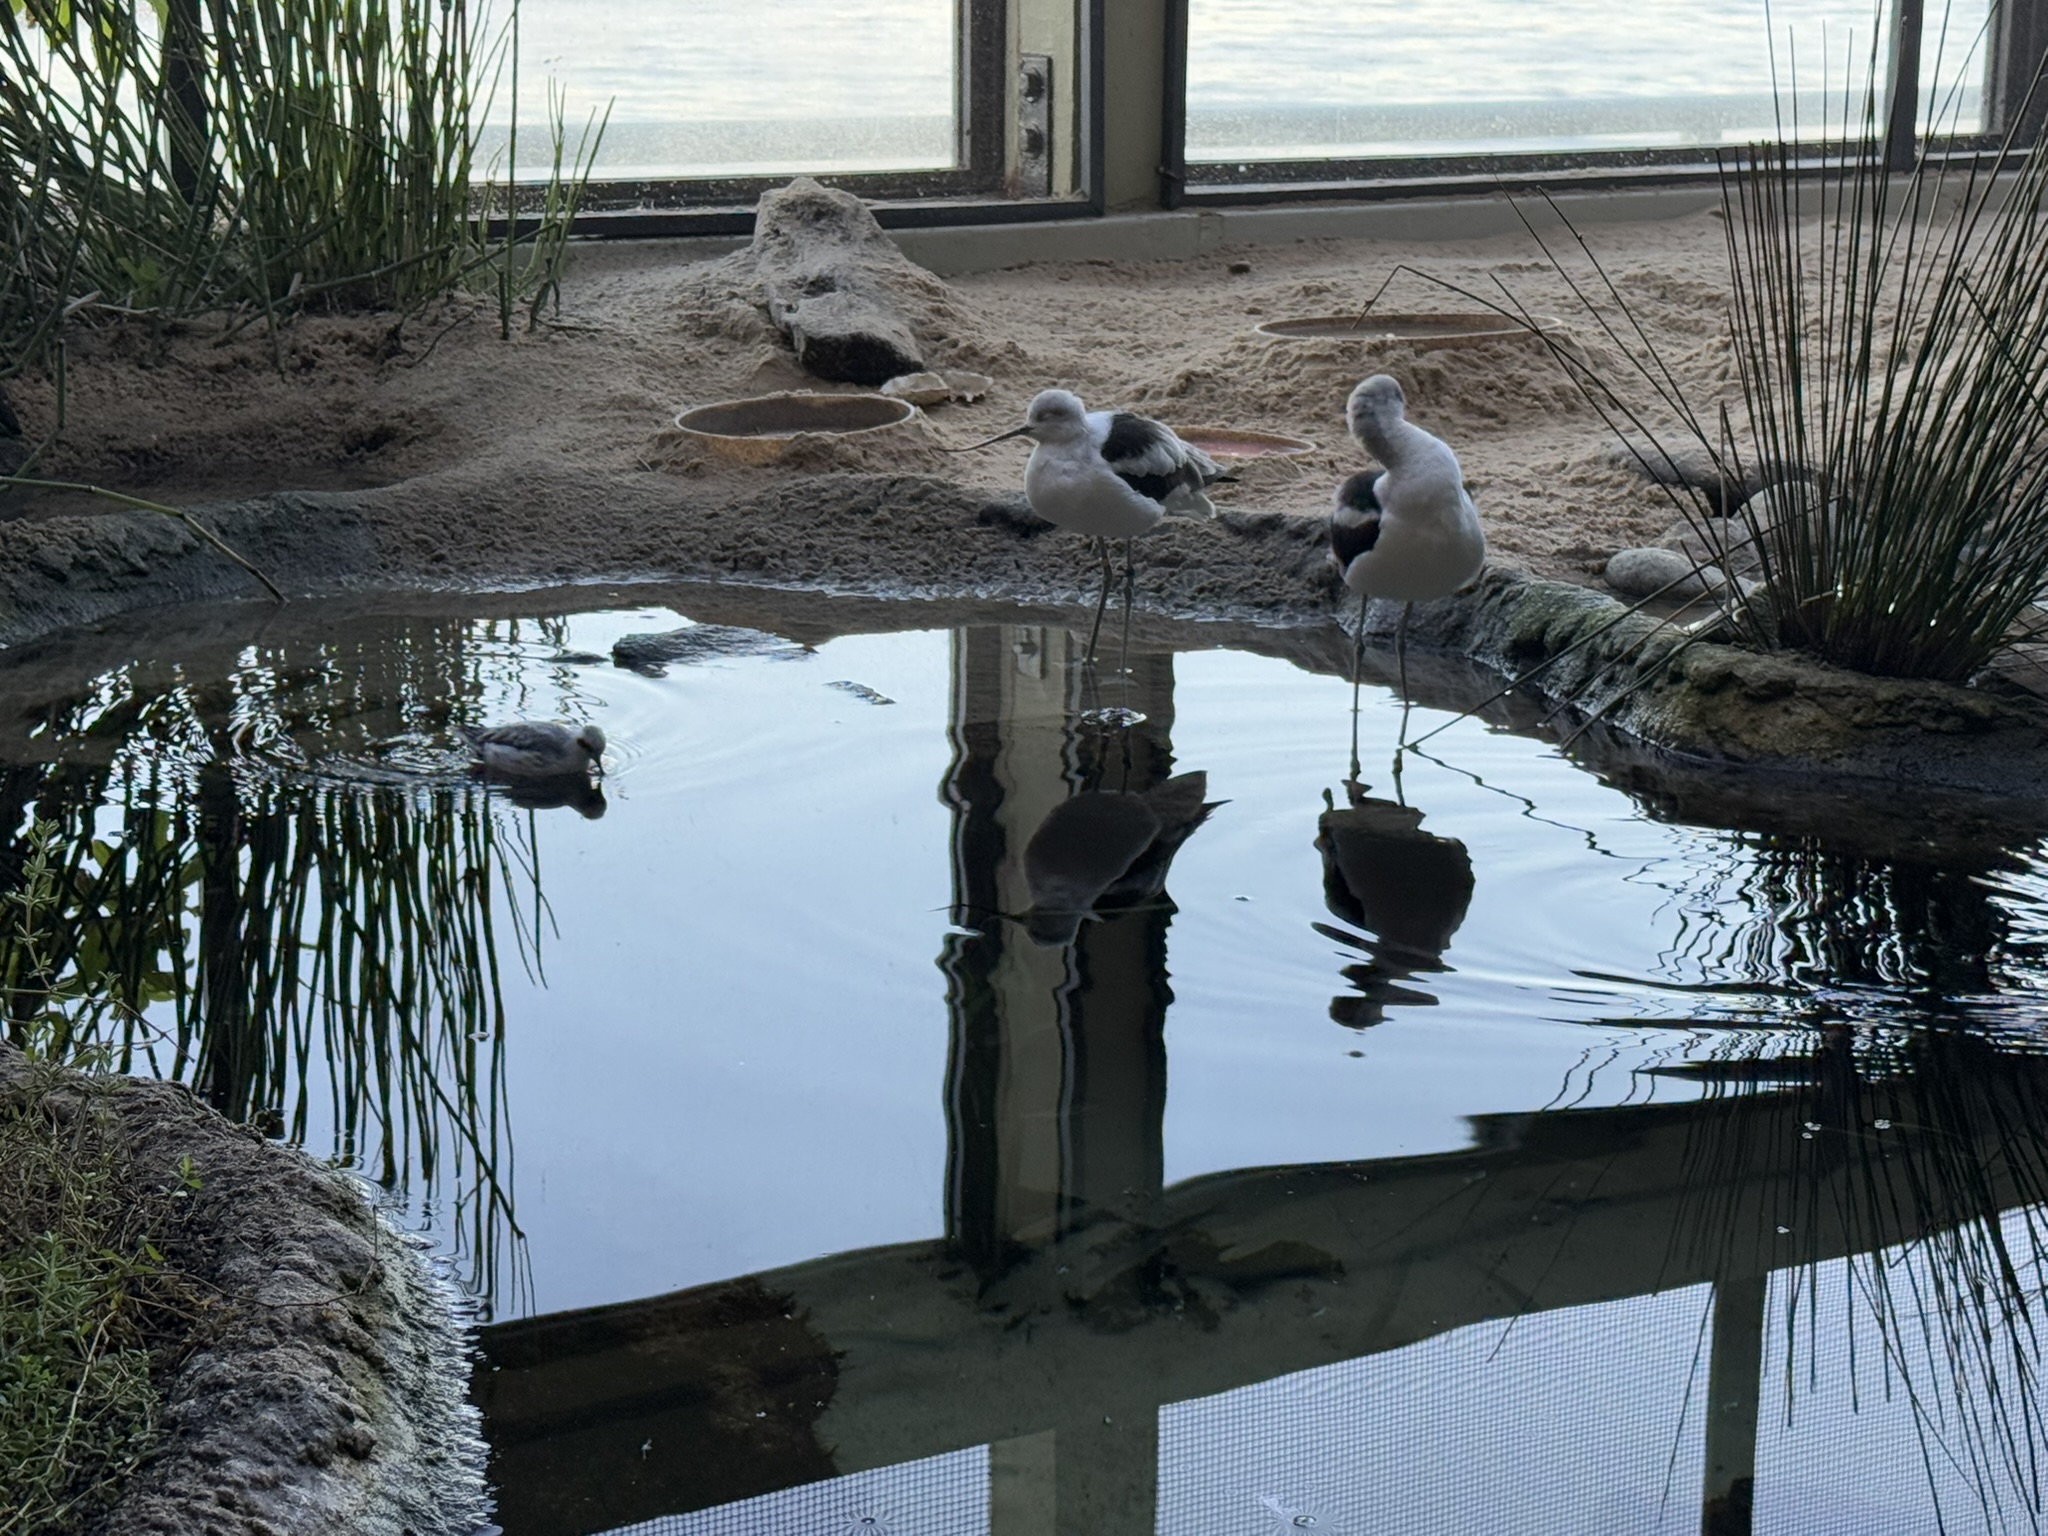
0,0,604,387
1509,12,2048,685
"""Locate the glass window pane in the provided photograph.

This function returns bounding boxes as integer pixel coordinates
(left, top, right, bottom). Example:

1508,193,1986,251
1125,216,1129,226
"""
1918,0,1991,135
1186,1,1897,165
485,0,957,182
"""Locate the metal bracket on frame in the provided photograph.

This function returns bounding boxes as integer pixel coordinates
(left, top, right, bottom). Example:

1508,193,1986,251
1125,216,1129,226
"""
1019,53,1053,199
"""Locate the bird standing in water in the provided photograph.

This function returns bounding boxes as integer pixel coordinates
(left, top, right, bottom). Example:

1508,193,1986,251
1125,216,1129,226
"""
954,389,1229,662
1329,374,1486,757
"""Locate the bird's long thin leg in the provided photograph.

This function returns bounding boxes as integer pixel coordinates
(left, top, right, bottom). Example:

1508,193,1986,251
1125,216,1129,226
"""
1084,537,1114,666
1394,599,1415,759
1117,537,1136,684
1348,589,1366,789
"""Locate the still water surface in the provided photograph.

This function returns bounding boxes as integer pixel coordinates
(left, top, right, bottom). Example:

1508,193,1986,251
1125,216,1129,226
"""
1,590,2046,1534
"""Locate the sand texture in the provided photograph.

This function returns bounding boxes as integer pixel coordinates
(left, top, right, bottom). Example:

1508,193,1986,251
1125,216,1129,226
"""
1,206,1748,587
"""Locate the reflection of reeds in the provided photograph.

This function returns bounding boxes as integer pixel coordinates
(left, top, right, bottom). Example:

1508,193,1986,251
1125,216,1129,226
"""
0,755,536,1302
1639,835,2029,1002
1664,1028,2048,1530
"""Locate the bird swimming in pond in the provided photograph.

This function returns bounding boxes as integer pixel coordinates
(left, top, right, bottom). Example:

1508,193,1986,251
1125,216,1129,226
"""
1329,375,1487,717
460,720,607,779
952,389,1231,661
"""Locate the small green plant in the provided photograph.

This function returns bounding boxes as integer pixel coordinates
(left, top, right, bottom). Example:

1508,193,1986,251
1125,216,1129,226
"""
0,1078,194,1535
0,817,108,1066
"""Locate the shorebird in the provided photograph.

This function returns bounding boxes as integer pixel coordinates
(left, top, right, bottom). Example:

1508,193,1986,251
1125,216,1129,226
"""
461,721,607,779
953,389,1230,660
1330,375,1486,744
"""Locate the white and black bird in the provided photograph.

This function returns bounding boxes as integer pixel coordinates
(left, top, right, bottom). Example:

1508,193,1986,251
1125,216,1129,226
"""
955,389,1231,660
1330,375,1487,707
461,720,607,780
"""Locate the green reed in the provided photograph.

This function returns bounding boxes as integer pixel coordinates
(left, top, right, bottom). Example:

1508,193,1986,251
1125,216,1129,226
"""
0,0,603,376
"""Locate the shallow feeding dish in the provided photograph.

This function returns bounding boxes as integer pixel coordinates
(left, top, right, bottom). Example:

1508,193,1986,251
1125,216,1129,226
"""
1255,312,1560,349
1171,425,1317,459
672,391,917,465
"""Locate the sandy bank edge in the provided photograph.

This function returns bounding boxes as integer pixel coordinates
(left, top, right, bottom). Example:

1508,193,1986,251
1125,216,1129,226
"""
0,1042,486,1536
2,467,2044,805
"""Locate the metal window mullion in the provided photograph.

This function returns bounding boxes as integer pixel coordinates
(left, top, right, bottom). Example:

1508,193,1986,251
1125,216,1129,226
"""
1989,0,2048,144
958,0,1009,186
1159,0,1190,209
1885,0,1927,170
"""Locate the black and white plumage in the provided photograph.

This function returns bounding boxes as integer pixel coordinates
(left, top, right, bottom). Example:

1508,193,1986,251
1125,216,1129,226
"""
1330,375,1487,726
461,720,607,780
955,389,1232,658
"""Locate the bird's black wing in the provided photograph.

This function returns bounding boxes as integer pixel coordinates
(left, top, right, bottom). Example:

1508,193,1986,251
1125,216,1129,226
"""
1329,472,1384,569
1101,411,1210,504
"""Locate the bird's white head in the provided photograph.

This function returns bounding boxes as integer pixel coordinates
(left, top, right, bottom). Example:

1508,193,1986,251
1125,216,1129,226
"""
576,724,607,763
1019,388,1089,444
944,388,1090,453
1346,374,1407,448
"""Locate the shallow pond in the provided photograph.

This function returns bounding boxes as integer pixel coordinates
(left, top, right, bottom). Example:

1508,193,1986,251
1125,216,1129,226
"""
3,588,2048,1536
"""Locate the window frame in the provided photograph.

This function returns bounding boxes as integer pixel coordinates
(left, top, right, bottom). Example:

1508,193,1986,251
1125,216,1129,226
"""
1159,0,2024,210
559,0,1107,234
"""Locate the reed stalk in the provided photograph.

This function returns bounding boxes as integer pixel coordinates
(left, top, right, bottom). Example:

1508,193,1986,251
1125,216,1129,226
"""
0,0,602,378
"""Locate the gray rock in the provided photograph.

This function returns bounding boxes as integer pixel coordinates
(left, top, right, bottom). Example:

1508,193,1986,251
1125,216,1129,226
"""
1607,439,1808,517
751,179,928,385
1604,545,1731,600
881,369,994,407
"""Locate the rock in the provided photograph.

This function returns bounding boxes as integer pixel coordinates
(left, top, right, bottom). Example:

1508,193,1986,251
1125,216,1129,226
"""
881,371,950,406
750,178,929,385
611,622,805,676
1607,439,1807,517
1603,545,1732,600
881,369,993,407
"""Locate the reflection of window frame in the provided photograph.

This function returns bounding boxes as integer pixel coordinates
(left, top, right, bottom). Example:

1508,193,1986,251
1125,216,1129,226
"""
1159,0,2036,209
567,0,1107,235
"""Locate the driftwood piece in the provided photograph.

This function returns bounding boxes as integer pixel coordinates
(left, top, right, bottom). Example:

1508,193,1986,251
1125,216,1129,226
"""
749,178,929,385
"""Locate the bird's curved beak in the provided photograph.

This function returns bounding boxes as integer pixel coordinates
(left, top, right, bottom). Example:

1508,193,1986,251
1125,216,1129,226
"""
943,425,1033,453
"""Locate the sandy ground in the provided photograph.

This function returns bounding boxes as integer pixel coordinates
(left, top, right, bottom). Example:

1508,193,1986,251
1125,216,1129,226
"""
0,207,1741,584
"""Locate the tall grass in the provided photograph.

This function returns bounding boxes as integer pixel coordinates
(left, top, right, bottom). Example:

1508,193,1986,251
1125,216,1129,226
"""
0,0,603,377
1431,9,2048,684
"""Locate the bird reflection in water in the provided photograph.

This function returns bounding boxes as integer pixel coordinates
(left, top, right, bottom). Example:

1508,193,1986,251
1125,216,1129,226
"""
1315,782,1473,1027
480,769,607,820
1021,770,1220,946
